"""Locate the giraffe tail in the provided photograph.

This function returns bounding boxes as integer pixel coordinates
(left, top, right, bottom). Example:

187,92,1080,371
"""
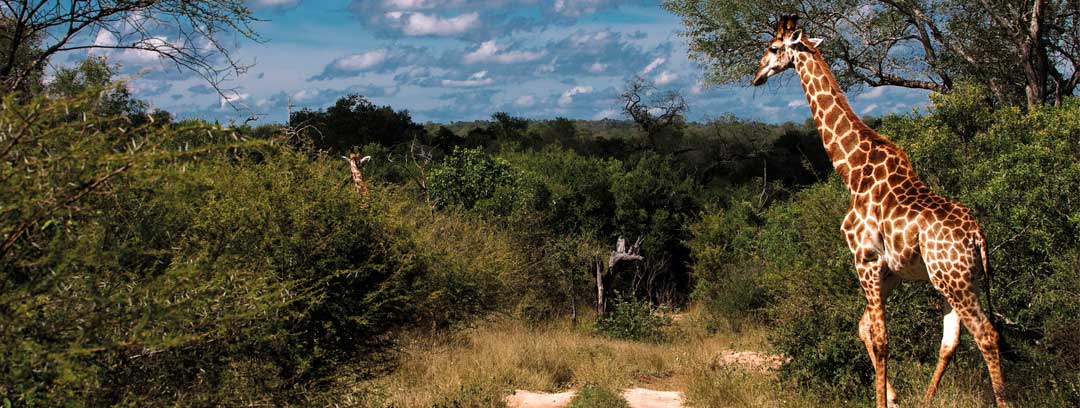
977,232,994,326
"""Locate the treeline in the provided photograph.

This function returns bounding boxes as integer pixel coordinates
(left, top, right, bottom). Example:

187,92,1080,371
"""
2,57,1078,406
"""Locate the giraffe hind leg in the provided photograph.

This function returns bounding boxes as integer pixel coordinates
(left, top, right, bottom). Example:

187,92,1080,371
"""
924,305,960,402
927,260,1008,407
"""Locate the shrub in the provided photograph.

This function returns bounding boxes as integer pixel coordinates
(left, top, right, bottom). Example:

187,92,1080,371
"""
687,185,770,324
567,385,630,408
0,93,518,405
428,147,543,218
596,296,671,342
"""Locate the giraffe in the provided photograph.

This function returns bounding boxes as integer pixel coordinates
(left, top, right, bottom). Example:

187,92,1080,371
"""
750,16,1008,408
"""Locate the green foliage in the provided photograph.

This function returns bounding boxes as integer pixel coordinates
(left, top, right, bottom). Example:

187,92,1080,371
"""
428,147,542,218
46,57,147,118
687,186,770,325
290,94,425,153
610,152,700,298
596,296,671,343
0,92,518,405
662,0,1079,106
567,385,630,408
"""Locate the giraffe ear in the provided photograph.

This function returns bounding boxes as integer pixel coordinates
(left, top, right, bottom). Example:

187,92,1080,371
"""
809,38,824,48
785,29,803,46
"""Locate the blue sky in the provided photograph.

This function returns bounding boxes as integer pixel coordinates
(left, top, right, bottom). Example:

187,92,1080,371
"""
99,0,931,124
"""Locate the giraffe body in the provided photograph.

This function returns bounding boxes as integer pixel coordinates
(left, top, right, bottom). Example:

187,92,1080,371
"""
752,16,1008,408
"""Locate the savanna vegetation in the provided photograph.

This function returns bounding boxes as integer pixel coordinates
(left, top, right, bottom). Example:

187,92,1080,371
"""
3,1,1079,407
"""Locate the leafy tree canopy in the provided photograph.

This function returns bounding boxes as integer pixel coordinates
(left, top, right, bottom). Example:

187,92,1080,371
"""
663,0,1080,108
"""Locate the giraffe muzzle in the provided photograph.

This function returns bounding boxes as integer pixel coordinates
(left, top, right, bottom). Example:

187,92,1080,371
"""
752,68,770,86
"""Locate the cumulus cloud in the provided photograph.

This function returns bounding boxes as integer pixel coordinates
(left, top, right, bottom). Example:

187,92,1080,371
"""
558,85,592,106
552,0,652,17
441,70,494,87
385,11,480,36
641,57,665,75
220,91,250,109
654,70,678,86
463,41,545,64
857,86,888,99
310,47,427,80
247,0,300,12
349,1,649,40
515,94,536,107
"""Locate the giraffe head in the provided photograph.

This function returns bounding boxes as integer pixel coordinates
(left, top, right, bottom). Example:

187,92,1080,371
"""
752,15,823,86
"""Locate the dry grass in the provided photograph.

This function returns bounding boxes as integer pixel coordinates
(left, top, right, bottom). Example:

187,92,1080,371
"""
347,309,999,408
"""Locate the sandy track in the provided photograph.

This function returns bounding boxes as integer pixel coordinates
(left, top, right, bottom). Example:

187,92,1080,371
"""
504,388,683,408
504,348,784,408
505,390,578,408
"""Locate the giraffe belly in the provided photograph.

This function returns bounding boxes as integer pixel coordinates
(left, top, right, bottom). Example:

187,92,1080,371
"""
888,251,929,281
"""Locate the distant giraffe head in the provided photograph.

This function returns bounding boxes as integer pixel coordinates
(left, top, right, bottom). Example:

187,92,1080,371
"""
752,15,823,86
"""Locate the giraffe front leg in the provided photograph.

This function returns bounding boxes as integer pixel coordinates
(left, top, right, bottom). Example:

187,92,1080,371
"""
856,261,896,408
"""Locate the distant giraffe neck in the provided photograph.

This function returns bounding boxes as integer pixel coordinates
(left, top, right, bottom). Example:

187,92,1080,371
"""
792,48,871,191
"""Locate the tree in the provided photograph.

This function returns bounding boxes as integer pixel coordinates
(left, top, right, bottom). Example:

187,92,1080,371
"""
662,0,1080,108
620,76,688,150
1,1,258,100
47,56,145,117
289,94,425,153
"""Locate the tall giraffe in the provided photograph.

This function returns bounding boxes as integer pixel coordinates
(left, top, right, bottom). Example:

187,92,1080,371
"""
751,16,1008,408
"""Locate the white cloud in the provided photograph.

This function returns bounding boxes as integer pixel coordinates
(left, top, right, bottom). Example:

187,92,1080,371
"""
558,85,592,106
641,57,665,75
220,91,249,108
464,41,544,64
103,36,181,66
383,0,440,9
654,70,678,85
860,103,879,115
249,0,300,10
857,86,887,99
587,62,606,73
787,99,808,108
331,49,389,71
568,30,612,47
689,81,704,95
593,108,618,120
386,11,479,36
92,30,116,48
441,70,494,87
515,95,536,107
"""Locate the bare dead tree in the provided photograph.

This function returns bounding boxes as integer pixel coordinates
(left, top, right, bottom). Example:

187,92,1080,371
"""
621,76,687,149
1,1,259,108
608,236,644,268
597,236,645,316
406,138,434,203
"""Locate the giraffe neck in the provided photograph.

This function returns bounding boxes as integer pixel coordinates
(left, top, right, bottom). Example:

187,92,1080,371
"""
792,48,872,192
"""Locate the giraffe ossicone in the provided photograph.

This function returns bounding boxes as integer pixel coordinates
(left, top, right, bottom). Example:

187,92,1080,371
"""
752,15,1009,408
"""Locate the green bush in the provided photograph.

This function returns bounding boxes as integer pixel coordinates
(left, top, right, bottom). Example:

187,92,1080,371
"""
0,93,518,405
596,296,671,343
428,147,543,218
687,185,770,325
567,385,630,408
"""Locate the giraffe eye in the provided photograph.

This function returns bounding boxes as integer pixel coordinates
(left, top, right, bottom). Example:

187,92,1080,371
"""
770,47,780,53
